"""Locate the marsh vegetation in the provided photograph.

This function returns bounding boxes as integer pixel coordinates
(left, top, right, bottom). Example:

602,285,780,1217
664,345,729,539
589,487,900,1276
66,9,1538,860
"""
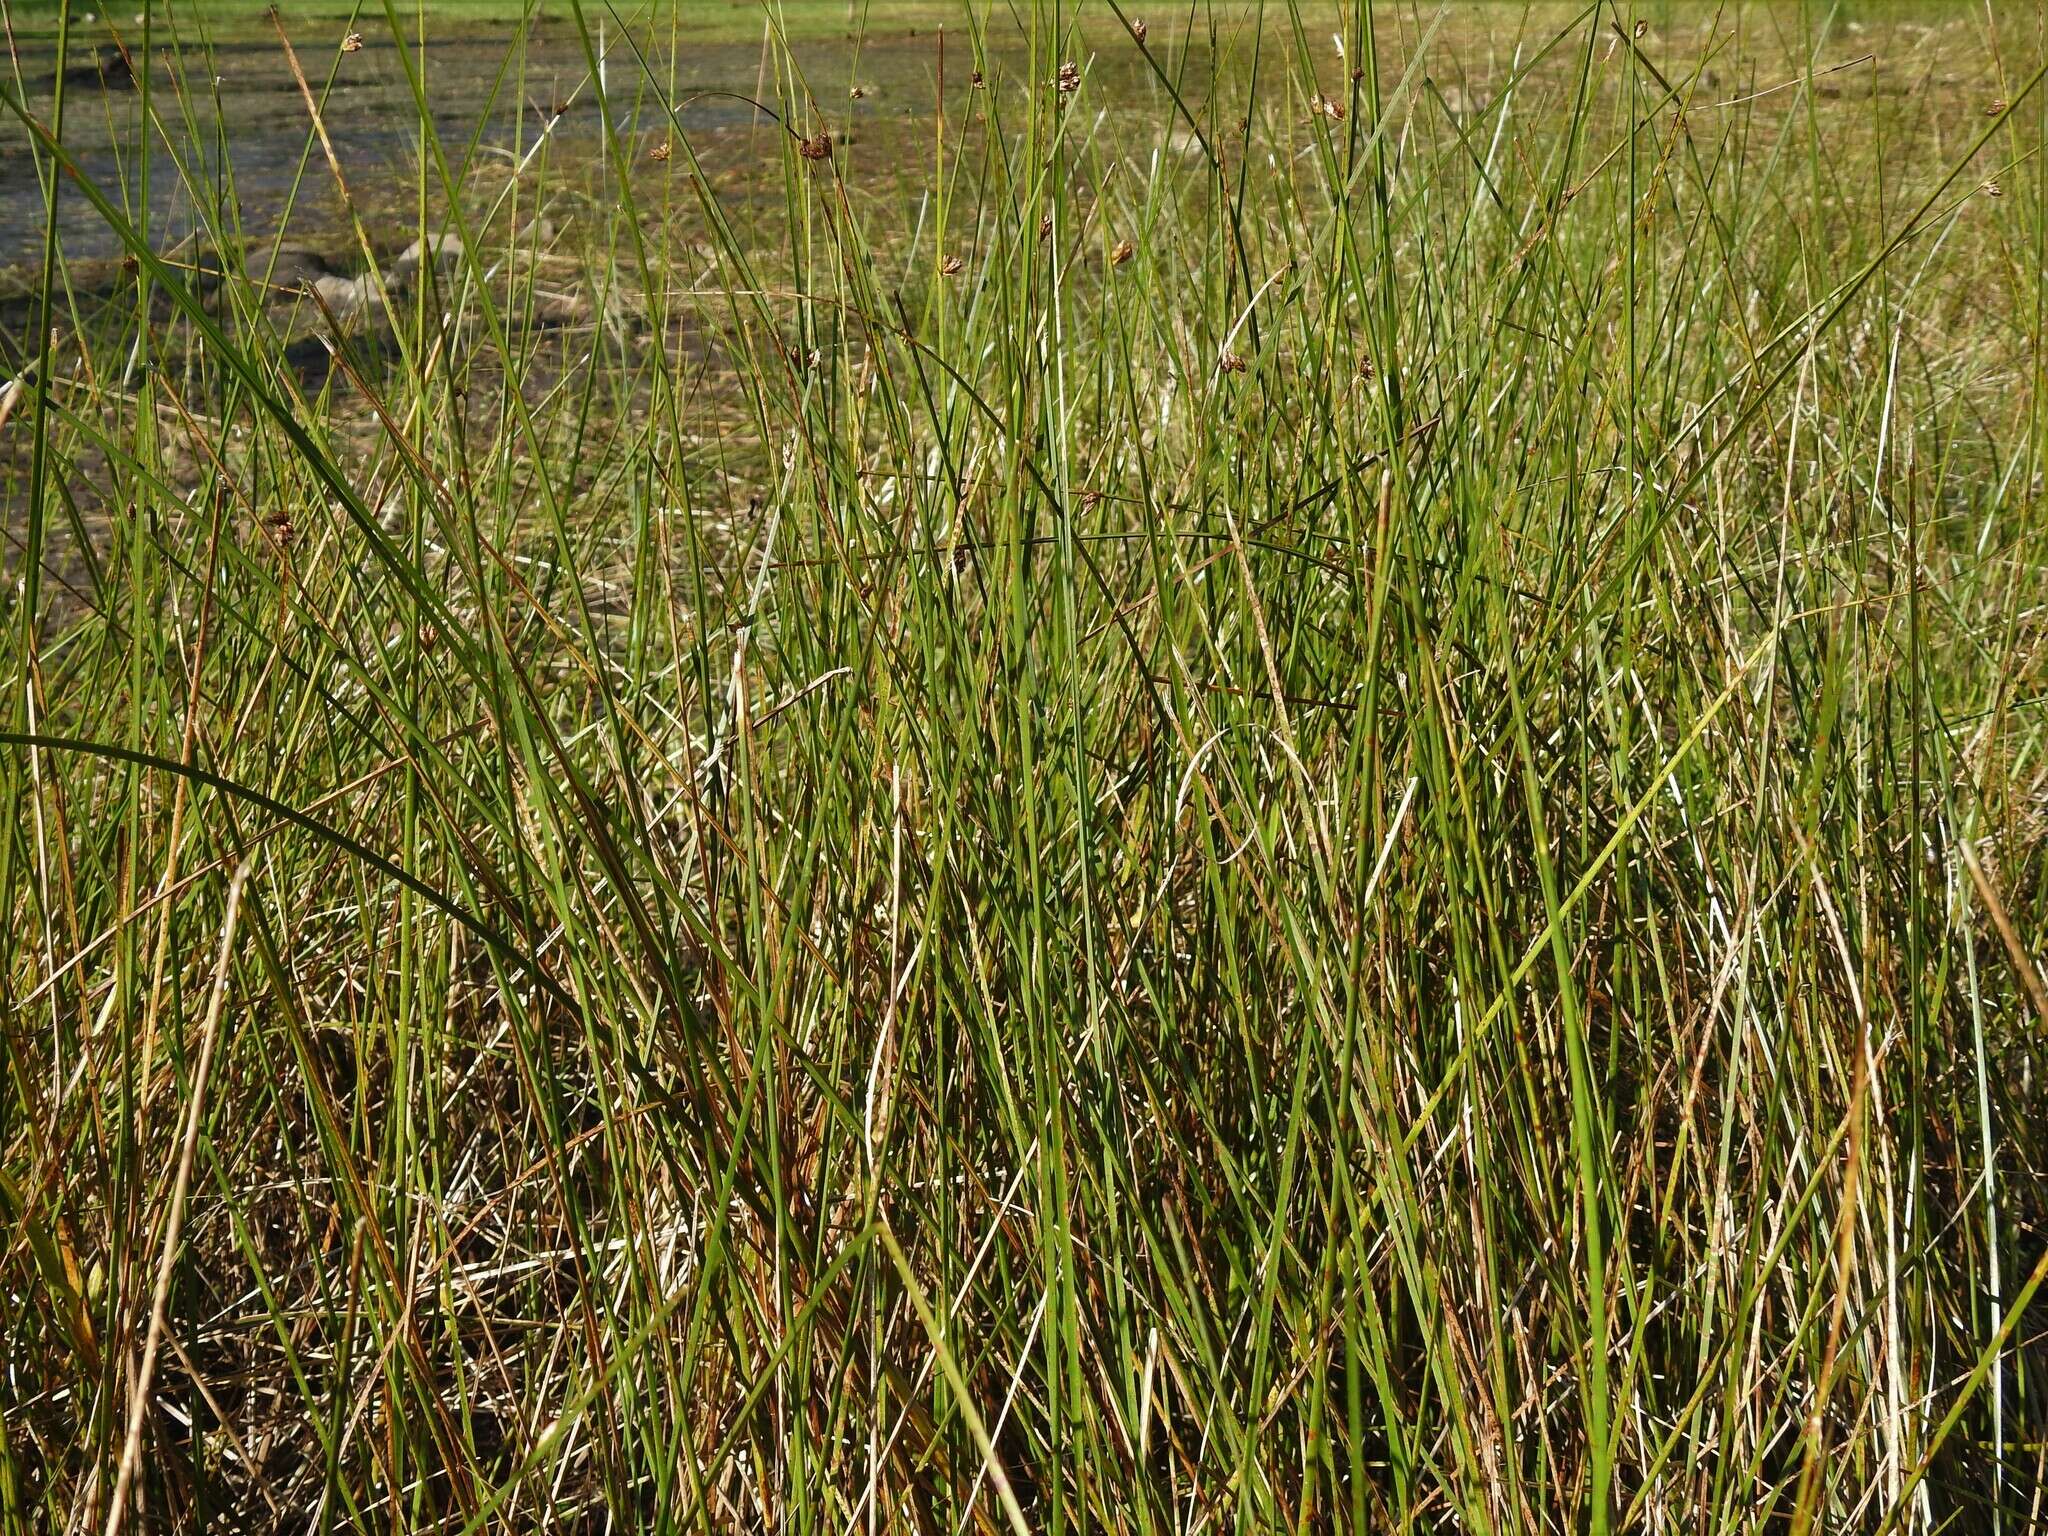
2,2,2046,1531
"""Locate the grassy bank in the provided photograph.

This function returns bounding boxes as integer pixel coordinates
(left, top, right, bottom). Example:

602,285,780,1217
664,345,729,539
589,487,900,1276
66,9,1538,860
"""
3,2,2047,1531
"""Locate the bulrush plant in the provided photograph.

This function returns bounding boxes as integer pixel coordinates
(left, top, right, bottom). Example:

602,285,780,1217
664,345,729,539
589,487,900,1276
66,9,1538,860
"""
1,1,2046,1532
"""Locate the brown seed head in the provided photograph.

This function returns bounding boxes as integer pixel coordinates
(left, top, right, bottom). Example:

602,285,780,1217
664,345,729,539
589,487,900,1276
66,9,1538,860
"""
1987,99,2007,117
340,30,362,52
1110,238,1135,266
648,139,671,162
1130,18,1146,43
1056,61,1080,94
940,254,965,276
971,68,985,88
1219,351,1248,375
1633,19,1647,38
798,132,833,161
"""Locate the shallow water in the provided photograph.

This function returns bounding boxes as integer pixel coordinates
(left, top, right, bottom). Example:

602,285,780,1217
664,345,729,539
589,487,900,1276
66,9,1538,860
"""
0,18,965,269
2,4,1975,279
